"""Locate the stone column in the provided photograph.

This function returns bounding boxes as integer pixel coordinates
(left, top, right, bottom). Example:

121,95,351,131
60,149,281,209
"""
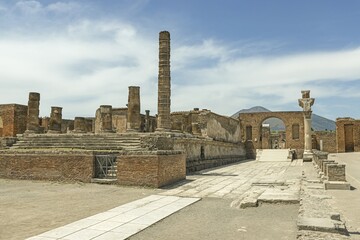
100,105,113,133
145,110,150,132
48,106,62,133
25,92,40,134
298,90,315,161
74,117,86,133
156,31,172,131
127,86,141,131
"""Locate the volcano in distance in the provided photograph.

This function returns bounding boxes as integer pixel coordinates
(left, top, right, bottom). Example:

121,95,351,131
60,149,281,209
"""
231,106,336,131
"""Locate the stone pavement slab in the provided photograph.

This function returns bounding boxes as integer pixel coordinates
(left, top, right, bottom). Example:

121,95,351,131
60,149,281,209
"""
297,217,347,234
26,195,200,240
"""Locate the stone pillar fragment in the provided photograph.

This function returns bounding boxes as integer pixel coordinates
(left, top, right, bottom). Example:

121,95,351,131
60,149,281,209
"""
25,92,40,134
157,31,172,131
74,117,86,133
127,86,141,131
298,90,315,161
99,105,113,133
48,106,62,133
145,110,150,132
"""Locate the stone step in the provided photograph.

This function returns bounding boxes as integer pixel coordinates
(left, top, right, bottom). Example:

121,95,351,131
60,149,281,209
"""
256,149,291,162
91,178,118,184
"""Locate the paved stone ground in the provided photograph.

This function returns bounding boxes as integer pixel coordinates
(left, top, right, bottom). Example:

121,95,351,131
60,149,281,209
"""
3,156,359,240
162,159,303,201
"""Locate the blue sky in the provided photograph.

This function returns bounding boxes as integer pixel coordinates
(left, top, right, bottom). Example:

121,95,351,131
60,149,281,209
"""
1,0,360,120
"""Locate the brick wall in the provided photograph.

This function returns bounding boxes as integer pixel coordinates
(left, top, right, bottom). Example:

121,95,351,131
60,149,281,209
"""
313,131,336,153
0,151,94,182
0,104,27,137
336,118,360,153
117,151,186,187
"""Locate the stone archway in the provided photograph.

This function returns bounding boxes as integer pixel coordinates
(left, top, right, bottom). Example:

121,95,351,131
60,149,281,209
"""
260,117,286,149
239,111,305,157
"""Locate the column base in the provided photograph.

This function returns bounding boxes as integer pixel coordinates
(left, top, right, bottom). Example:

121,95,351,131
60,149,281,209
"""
47,130,62,134
24,130,38,135
155,128,172,132
303,152,313,162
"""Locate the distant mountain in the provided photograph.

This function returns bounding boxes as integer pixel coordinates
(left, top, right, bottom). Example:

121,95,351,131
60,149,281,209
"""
231,106,336,131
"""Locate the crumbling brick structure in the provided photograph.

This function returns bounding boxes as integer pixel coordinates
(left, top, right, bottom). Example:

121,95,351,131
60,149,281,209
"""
0,104,27,137
336,117,360,153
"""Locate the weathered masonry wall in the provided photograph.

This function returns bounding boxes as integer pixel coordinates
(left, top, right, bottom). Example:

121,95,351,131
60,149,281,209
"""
117,151,186,188
0,148,186,188
173,138,246,172
0,151,94,182
112,108,157,133
313,131,336,153
239,111,305,157
0,104,27,137
140,133,246,173
171,110,241,143
336,117,360,153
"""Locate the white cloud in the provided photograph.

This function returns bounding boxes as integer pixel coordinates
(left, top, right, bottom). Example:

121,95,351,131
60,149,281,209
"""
15,0,42,14
46,2,80,13
1,11,360,120
0,19,157,119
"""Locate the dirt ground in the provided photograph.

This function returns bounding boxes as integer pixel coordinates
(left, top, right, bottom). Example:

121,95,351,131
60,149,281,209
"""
0,179,160,240
0,178,299,240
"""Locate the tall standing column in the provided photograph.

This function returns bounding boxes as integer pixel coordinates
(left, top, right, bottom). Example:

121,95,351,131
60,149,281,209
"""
157,31,171,131
25,92,40,134
48,106,62,133
127,86,141,131
298,90,315,161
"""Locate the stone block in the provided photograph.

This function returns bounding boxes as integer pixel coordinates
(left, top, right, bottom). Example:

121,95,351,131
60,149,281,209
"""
327,164,346,181
297,217,346,234
117,151,186,188
324,181,351,190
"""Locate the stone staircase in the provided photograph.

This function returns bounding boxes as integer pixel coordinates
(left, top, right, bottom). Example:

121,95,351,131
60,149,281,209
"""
10,134,144,151
256,149,292,162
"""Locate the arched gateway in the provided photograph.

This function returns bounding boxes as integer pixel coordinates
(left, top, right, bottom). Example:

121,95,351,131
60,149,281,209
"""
239,111,305,158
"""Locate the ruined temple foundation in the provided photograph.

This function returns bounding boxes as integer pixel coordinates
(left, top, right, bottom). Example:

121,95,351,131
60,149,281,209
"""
156,31,172,131
25,92,40,134
127,86,141,132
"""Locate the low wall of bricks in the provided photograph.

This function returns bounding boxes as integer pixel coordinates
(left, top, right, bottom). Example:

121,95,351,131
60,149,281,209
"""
117,150,186,188
0,150,95,182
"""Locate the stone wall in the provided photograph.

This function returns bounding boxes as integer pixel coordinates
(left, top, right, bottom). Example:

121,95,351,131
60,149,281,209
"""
113,108,128,133
117,151,186,188
336,117,360,153
141,133,246,173
62,119,74,133
0,104,27,137
0,151,94,182
111,108,157,133
313,131,337,153
171,110,241,143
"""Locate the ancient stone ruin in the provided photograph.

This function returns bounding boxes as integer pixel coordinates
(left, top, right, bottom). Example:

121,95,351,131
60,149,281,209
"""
0,31,353,190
